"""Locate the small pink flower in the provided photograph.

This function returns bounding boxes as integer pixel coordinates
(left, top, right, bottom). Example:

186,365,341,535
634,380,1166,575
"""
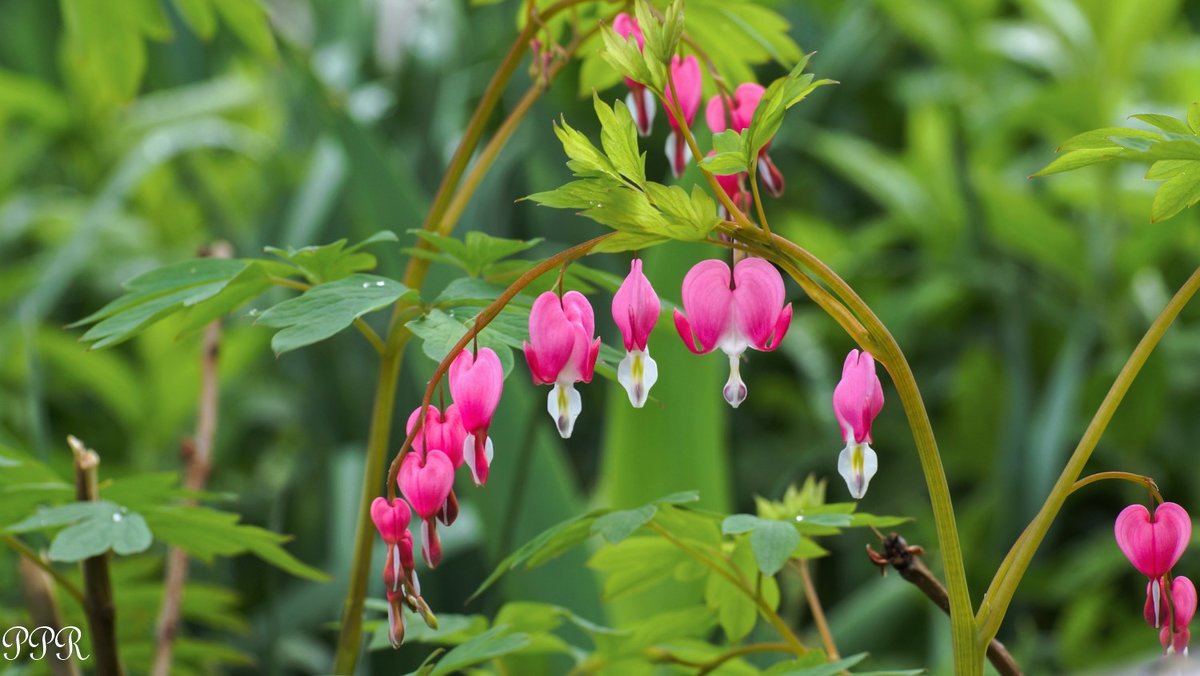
370,497,416,648
1161,576,1197,654
705,83,785,197
449,348,503,486
612,259,661,407
1116,502,1192,631
708,152,752,221
524,290,601,438
398,449,456,568
612,13,655,137
664,55,702,178
833,350,885,499
673,258,791,408
405,404,465,524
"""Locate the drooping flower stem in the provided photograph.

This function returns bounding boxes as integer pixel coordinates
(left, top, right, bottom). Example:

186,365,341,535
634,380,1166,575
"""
385,234,616,496
1070,471,1163,504
976,265,1200,648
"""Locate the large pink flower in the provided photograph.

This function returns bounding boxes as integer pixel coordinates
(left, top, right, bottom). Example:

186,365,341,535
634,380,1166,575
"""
673,258,791,408
524,290,601,438
705,82,785,197
612,259,661,408
1116,501,1192,635
832,350,885,499
449,348,503,486
612,13,654,137
398,449,456,568
665,55,702,178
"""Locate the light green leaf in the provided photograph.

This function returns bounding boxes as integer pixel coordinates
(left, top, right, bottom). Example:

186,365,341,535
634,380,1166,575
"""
1131,113,1193,135
210,0,277,59
265,231,397,284
1151,163,1200,223
1190,102,1200,134
429,626,532,676
468,510,607,602
592,505,657,543
256,274,415,354
61,0,146,101
1057,127,1159,151
1031,147,1127,177
703,538,757,641
749,520,800,576
409,230,543,277
594,92,646,186
405,308,516,377
172,0,217,39
600,24,658,92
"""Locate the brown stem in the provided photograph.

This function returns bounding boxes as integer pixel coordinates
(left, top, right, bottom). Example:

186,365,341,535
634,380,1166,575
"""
385,233,615,496
151,241,229,676
68,436,122,676
18,555,80,676
794,560,839,660
868,533,1021,676
3,534,85,606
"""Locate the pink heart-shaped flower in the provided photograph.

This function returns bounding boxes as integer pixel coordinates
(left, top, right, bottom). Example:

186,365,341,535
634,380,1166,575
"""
1115,502,1192,579
398,450,455,521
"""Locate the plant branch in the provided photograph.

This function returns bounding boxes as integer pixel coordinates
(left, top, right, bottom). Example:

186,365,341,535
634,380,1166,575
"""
2,535,85,606
18,554,79,676
385,234,615,495
868,533,1020,676
647,522,808,656
794,559,838,660
68,436,123,676
152,241,228,676
977,266,1200,645
652,642,793,674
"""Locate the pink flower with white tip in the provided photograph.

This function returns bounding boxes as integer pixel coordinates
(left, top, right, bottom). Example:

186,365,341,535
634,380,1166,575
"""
612,259,661,408
706,82,785,197
370,497,416,648
406,405,465,524
612,13,655,137
449,348,503,486
1162,576,1197,654
524,290,601,438
832,349,885,499
1116,502,1192,631
664,55,702,178
673,258,792,408
398,448,456,569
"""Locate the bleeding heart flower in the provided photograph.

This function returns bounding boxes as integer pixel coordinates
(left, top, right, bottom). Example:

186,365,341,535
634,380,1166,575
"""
1116,501,1192,632
524,290,601,438
708,152,752,221
673,258,791,408
612,13,655,137
1161,576,1197,654
664,55,702,178
370,496,417,647
449,348,503,486
833,349,885,500
405,404,465,524
398,449,456,568
705,83,785,197
612,259,661,408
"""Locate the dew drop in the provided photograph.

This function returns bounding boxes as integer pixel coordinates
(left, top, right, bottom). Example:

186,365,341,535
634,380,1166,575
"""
112,512,123,522
375,281,386,287
362,282,371,288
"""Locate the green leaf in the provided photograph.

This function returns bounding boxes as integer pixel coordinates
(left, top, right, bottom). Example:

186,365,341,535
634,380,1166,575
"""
554,115,621,179
1190,102,1200,134
405,308,516,377
256,274,415,354
429,626,532,676
468,510,607,602
61,0,146,101
744,55,834,164
703,538,757,641
368,610,487,650
73,258,251,348
265,231,397,284
589,536,689,600
432,278,519,308
1131,113,1193,135
1056,127,1160,151
8,501,152,561
1151,162,1200,223
749,520,800,576
592,231,670,253
209,0,277,59
600,24,658,93
592,505,657,543
594,93,646,187
769,653,869,676
172,0,217,39
1031,147,1127,177
409,231,544,277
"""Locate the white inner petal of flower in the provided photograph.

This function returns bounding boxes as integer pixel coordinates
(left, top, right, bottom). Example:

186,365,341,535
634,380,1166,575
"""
618,348,658,408
548,381,582,438
837,442,878,500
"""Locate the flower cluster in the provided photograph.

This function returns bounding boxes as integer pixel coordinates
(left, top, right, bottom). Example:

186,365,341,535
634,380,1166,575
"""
611,12,785,196
1115,501,1196,654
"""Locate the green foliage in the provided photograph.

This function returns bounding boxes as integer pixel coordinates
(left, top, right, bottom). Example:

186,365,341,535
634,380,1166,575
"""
265,231,399,284
406,231,545,278
8,500,152,561
256,274,415,354
1034,105,1200,222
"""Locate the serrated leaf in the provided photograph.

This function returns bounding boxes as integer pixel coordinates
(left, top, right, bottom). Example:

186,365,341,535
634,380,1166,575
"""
1151,163,1200,223
555,116,620,179
429,626,532,676
410,231,544,277
594,93,646,187
592,505,657,543
405,308,516,377
600,24,657,92
266,231,397,284
1131,113,1193,135
1146,159,1196,180
1057,127,1160,151
256,274,414,354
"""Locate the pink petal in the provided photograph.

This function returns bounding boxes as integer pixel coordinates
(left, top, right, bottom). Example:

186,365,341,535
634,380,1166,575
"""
370,496,411,544
1174,576,1198,628
398,450,456,521
421,518,443,568
731,83,765,131
612,13,644,50
612,259,661,351
758,153,785,197
676,259,734,354
438,404,466,468
665,55,702,130
705,95,729,134
561,291,599,382
731,258,787,350
1115,502,1193,579
525,291,576,384
833,350,885,444
450,347,503,433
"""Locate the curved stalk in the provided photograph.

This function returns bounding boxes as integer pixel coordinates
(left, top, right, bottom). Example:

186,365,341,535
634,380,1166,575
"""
1070,471,1163,504
976,266,1200,646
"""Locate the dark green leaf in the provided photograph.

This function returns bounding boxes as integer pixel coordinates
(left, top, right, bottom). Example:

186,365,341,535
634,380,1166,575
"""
265,231,397,284
256,274,414,354
429,627,531,676
8,500,152,561
405,309,516,377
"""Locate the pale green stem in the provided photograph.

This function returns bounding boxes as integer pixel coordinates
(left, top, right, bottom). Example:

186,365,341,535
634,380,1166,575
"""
976,265,1200,647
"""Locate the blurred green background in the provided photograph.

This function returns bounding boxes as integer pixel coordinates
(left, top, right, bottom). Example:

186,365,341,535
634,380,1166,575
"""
2,0,1200,673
